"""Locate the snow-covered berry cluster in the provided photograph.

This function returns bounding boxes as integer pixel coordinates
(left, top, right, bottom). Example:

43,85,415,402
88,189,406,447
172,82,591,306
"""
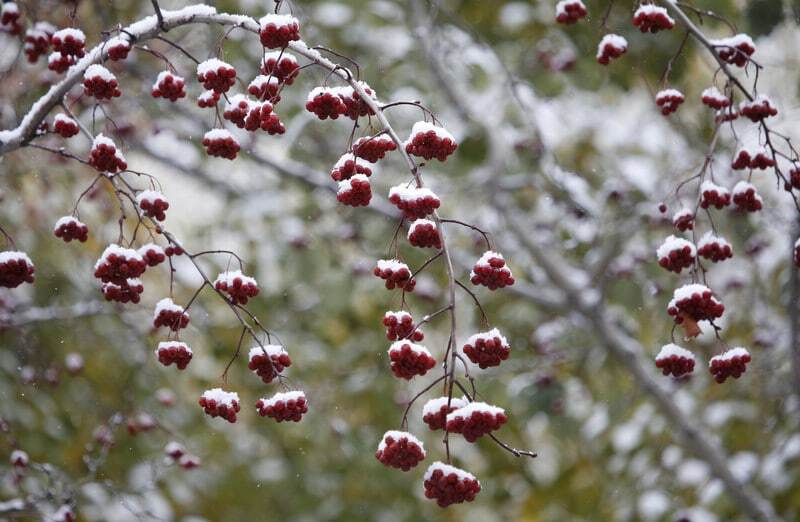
93,244,146,285
555,0,587,25
258,14,300,49
213,270,259,304
155,341,193,369
375,431,426,471
404,121,457,162
445,401,507,442
256,391,308,422
89,134,127,173
374,259,416,291
654,344,695,378
138,243,166,267
136,190,169,221
470,251,515,289
667,284,724,325
261,51,300,84
408,219,442,249
197,89,221,108
732,146,774,170
632,4,675,33
23,23,54,63
672,209,694,231
700,181,731,209
697,233,733,263
305,87,348,120
709,347,751,383
196,58,237,93
53,113,79,138
336,174,372,207
353,135,397,163
739,95,778,122
199,388,240,423
151,71,186,102
656,235,696,274
51,27,85,57
423,462,481,507
202,129,240,160
388,185,441,219
48,51,75,73
330,153,372,181
1,2,22,35
248,75,281,103
153,298,190,331
101,279,144,303
53,216,89,243
422,397,467,431
732,181,763,212
247,345,291,384
701,87,731,110
83,64,121,100
712,34,755,67
462,329,510,369
388,341,436,380
655,89,684,116
383,311,424,342
596,34,627,65
105,36,131,61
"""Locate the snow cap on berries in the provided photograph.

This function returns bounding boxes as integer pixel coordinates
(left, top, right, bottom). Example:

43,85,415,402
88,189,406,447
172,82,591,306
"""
709,347,751,383
656,235,696,274
463,328,510,369
375,430,426,471
258,13,301,48
202,128,240,160
445,401,507,441
697,232,733,263
596,34,627,64
470,250,514,289
555,0,587,25
83,64,121,99
424,461,481,507
196,58,237,93
655,343,695,378
199,388,240,423
214,269,259,304
388,340,436,379
53,113,80,138
732,181,763,212
701,87,730,109
632,4,675,33
256,390,308,422
404,121,458,162
0,251,35,288
53,215,88,243
155,341,193,369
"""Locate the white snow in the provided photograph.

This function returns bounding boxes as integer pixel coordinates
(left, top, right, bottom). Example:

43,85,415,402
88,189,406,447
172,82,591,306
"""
224,93,253,111
258,390,305,408
156,341,192,355
53,113,76,125
701,180,729,196
248,345,287,361
262,51,298,66
198,90,218,103
214,269,257,288
388,340,432,357
697,232,731,251
407,121,454,142
94,244,142,270
137,243,164,256
424,461,478,483
556,0,585,16
153,70,183,89
306,86,339,103
656,235,695,260
408,218,436,235
197,58,233,77
377,430,425,453
333,153,368,170
710,347,749,365
702,87,728,102
655,343,694,361
597,34,627,58
106,36,130,49
92,132,117,150
474,250,504,267
249,75,280,89
0,251,33,266
376,259,409,273
634,4,674,23
1,3,19,16
204,128,237,142
656,89,683,101
387,185,439,203
732,180,759,198
201,388,239,406
53,215,82,231
53,27,86,43
153,297,184,319
9,449,28,465
446,401,505,422
422,396,467,416
337,174,370,195
84,64,116,82
465,328,509,347
259,13,299,28
136,189,167,206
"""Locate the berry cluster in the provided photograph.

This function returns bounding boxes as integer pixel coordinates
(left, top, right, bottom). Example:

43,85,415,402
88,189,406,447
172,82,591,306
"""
654,344,695,378
739,95,778,122
151,71,186,102
101,279,143,303
53,216,89,243
667,284,725,325
248,345,292,384
336,174,372,207
155,341,193,369
445,402,507,442
375,431,426,471
1,3,22,35
463,329,511,369
261,51,300,84
256,391,308,422
374,259,416,291
712,34,756,67
422,397,467,431
655,89,684,116
105,36,131,61
408,219,442,249
330,153,372,181
697,233,733,263
153,298,190,331
248,75,281,103
0,250,34,288
340,82,377,120
51,27,85,57
89,134,127,173
596,34,627,65
383,311,424,342
404,121,458,162
656,235,696,274
470,251,515,289
83,64,121,100
196,58,237,93
672,209,694,231
709,347,751,383
732,146,775,170
138,243,166,267
136,190,169,221
353,135,396,163
701,87,731,110
53,114,79,138
700,180,731,209
23,23,54,63
199,388,240,423
214,270,260,304
423,462,481,507
632,4,675,33
732,181,763,212
388,341,436,380
388,185,441,219
48,51,75,73
305,87,348,120
555,0,587,25
202,129,240,160
258,14,301,49
197,89,221,109
93,244,146,285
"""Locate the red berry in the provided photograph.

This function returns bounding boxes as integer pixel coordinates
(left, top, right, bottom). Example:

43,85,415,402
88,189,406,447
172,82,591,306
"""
470,251,514,289
89,134,127,173
213,269,259,304
388,185,441,220
101,278,144,304
732,181,763,212
712,34,755,67
407,219,442,249
336,174,372,207
739,95,778,122
152,297,190,331
422,397,467,431
199,388,240,423
51,28,85,57
374,259,416,291
655,344,695,378
106,36,131,61
697,233,733,263
700,181,731,209
258,14,300,49
330,153,372,182
0,251,35,288
353,135,397,163
138,243,166,267
445,401,507,442
632,4,675,33
53,216,88,243
155,341,193,369
701,87,731,110
404,121,457,162
136,190,169,221
256,391,308,422
596,34,627,65
202,129,240,160
655,89,684,116
53,114,80,138
709,347,751,383
260,51,300,85
248,345,291,384
305,87,348,120
423,462,481,507
94,244,146,285
656,235,696,274
383,310,424,342
151,71,186,102
83,64,121,100
463,328,510,369
375,431,426,471
196,59,236,93
555,0,587,25
387,340,436,380
667,284,724,324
